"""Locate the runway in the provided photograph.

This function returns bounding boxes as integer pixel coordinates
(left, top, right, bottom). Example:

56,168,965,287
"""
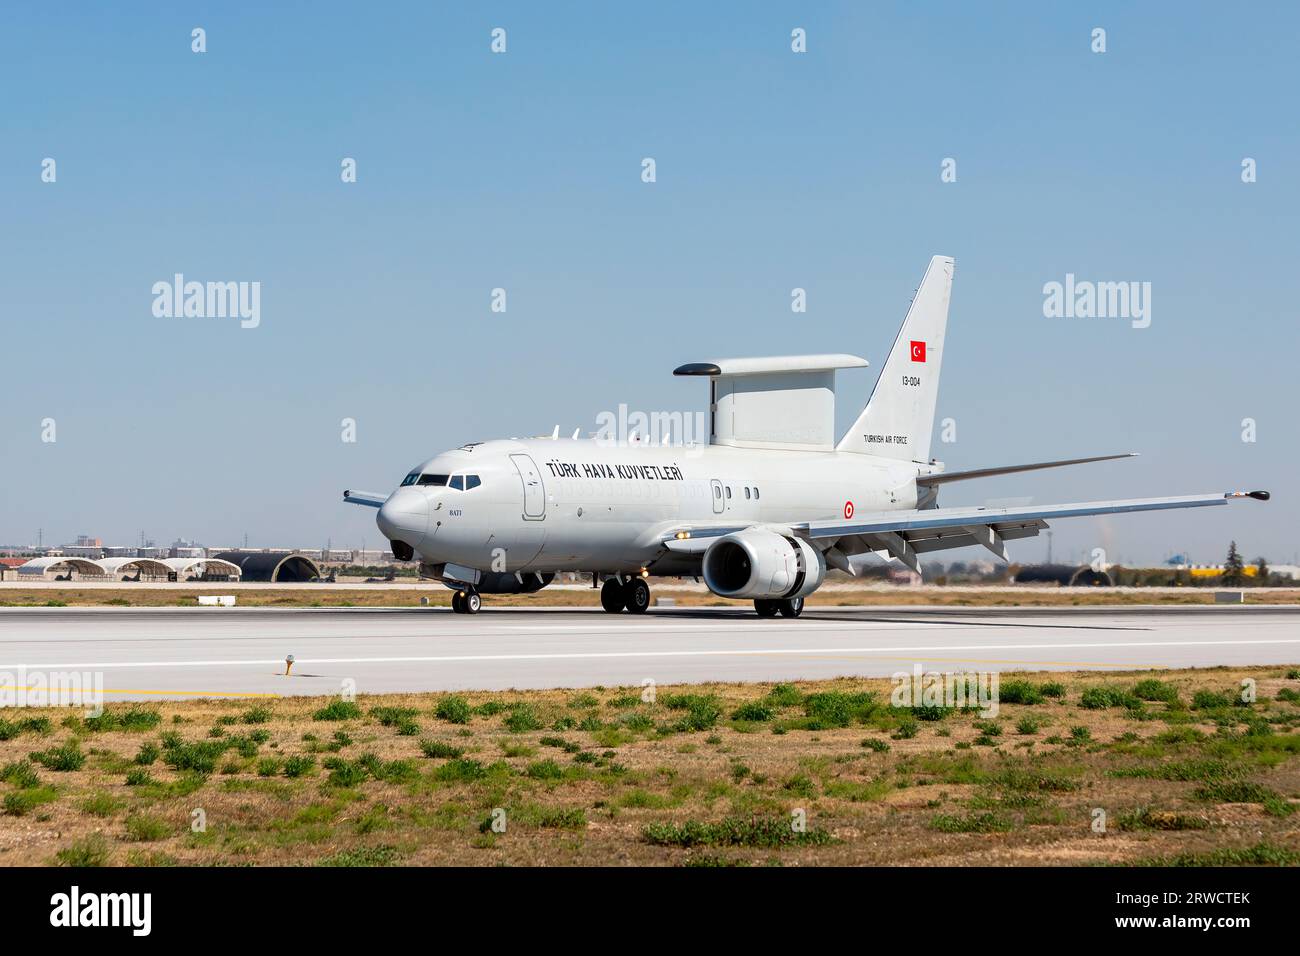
0,606,1297,700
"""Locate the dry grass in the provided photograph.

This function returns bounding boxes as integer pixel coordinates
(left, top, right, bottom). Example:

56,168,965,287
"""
2,666,1299,866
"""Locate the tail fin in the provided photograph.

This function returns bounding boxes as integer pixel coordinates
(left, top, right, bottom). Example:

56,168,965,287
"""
836,255,954,462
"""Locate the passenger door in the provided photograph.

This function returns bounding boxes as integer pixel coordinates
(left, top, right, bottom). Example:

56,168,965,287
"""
710,478,725,514
510,453,546,520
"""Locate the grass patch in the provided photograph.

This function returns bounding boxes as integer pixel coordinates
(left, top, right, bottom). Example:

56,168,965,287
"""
313,700,363,721
643,816,832,848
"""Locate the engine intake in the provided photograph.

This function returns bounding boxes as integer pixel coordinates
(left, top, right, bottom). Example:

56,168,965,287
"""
701,528,825,600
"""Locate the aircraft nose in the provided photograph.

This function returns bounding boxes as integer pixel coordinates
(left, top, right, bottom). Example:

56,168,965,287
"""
376,489,429,547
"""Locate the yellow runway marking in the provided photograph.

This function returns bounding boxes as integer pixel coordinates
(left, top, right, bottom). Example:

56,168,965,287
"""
99,689,281,697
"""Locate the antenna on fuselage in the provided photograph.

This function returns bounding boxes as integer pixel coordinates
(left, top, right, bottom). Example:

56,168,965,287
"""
571,428,581,440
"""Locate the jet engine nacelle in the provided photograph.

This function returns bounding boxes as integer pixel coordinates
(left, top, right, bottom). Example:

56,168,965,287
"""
701,528,826,600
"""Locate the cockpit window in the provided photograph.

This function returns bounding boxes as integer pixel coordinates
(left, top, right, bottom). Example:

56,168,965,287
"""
417,473,449,487
466,475,481,490
400,472,419,487
449,475,464,491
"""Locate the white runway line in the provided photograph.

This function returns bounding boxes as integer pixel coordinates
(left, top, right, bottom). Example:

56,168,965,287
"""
5,637,1299,671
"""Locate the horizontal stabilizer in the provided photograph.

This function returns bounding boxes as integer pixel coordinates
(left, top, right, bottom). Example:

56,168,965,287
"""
343,490,385,508
917,452,1137,486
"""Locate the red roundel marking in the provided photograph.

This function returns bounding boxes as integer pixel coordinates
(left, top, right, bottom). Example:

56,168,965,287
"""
844,501,854,520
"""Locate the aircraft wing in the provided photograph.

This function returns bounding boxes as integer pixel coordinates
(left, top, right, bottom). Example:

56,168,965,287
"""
915,452,1137,486
343,490,386,508
659,490,1269,568
793,490,1269,572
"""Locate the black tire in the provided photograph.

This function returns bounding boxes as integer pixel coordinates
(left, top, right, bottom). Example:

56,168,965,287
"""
600,578,626,613
626,578,650,614
464,591,482,614
754,599,779,618
452,590,465,613
777,596,804,618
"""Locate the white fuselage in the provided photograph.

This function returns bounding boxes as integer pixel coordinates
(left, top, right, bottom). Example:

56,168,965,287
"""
376,438,927,576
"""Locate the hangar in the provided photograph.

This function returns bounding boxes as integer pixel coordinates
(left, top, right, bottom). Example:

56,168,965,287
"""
14,556,244,582
164,558,242,581
16,556,107,579
211,550,321,582
98,557,174,581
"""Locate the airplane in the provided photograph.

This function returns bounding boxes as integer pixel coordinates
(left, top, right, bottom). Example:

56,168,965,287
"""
344,255,1268,616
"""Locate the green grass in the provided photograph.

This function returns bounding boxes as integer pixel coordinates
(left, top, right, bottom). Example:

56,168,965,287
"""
313,700,363,721
1116,807,1209,831
503,705,544,733
317,844,402,867
0,716,51,741
1192,690,1235,710
433,758,488,783
731,701,776,722
802,691,878,729
1129,842,1300,867
3,786,59,816
642,815,833,848
998,680,1045,705
1,759,43,789
54,835,109,867
124,812,170,841
1079,685,1140,710
929,811,1014,833
283,755,315,778
765,683,804,707
434,695,472,724
240,705,273,724
1132,678,1181,704
84,706,162,732
80,792,123,817
418,739,464,759
29,741,85,772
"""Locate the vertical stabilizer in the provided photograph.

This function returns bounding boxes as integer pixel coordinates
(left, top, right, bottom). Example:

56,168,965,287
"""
836,255,954,462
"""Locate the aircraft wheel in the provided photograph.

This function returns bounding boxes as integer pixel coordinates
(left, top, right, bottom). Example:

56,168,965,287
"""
464,591,482,614
625,578,650,614
451,590,465,613
754,599,779,618
777,596,804,618
600,578,626,613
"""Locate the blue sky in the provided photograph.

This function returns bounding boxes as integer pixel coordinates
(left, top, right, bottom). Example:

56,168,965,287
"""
2,2,1295,566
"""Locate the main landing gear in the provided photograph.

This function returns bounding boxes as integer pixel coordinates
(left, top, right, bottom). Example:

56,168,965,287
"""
451,588,482,614
600,576,650,614
754,596,803,618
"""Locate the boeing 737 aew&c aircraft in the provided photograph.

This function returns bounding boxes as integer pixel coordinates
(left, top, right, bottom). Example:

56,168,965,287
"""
344,256,1268,615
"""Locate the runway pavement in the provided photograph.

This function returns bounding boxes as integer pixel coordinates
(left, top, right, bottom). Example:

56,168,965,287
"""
0,606,1297,700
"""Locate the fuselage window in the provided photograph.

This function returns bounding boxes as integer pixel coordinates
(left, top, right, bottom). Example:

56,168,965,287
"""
754,487,760,500
466,475,481,490
417,473,449,487
744,487,751,499
449,475,465,491
713,485,722,499
725,486,732,499
400,472,420,487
